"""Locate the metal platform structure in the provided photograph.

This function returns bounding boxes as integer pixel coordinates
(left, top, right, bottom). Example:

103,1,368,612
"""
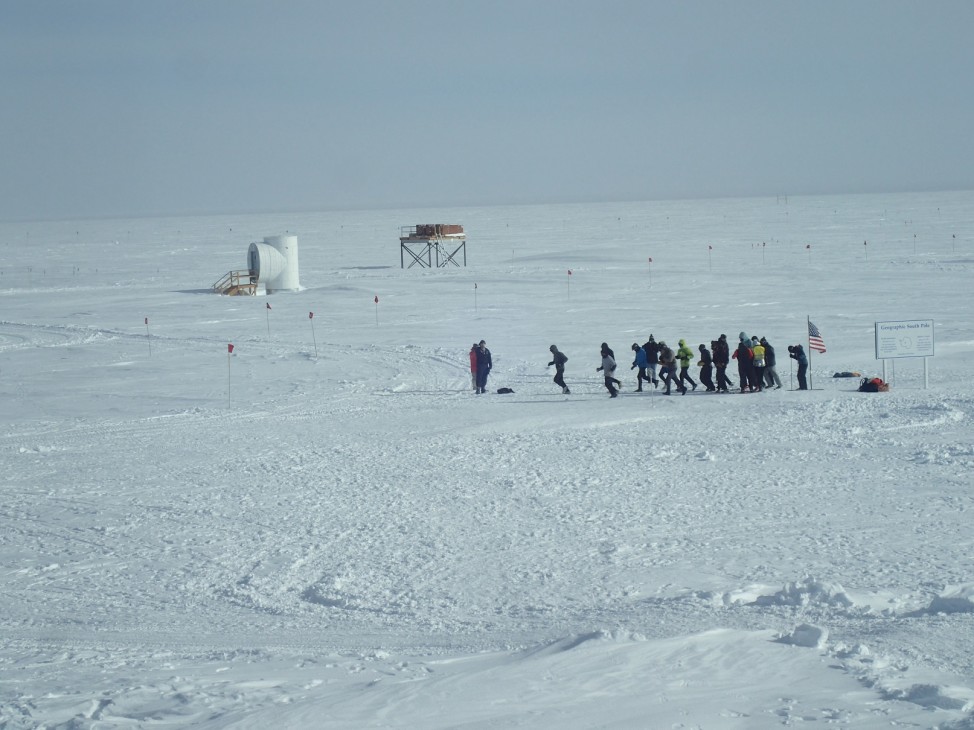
400,224,466,268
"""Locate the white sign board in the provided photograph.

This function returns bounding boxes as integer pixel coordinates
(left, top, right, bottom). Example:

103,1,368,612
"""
875,320,935,359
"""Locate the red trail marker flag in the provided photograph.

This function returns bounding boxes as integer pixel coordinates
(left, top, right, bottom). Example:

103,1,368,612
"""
309,312,318,358
226,344,234,407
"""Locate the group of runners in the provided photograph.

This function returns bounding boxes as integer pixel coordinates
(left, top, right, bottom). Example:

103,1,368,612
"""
551,333,810,397
468,332,811,397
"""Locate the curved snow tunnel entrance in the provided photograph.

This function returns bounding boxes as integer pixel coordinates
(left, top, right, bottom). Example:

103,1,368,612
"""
247,235,300,293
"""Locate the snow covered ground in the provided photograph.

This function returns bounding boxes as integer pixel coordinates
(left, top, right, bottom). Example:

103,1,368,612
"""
2,190,973,728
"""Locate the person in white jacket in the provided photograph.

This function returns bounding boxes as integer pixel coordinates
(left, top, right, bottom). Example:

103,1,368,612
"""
596,344,619,398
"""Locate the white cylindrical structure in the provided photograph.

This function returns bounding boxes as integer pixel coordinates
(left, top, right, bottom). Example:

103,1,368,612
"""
248,234,300,292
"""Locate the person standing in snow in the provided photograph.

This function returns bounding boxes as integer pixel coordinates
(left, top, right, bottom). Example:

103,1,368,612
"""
596,345,619,398
676,339,698,391
630,342,649,391
761,337,782,389
698,343,716,392
469,343,479,392
548,344,570,394
789,344,808,390
475,340,492,394
642,335,660,388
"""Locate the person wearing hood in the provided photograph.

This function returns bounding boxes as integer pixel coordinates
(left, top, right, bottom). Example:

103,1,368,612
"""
732,331,758,392
630,342,649,391
760,337,782,389
642,335,660,388
596,344,619,397
547,344,570,394
600,342,622,389
697,343,716,391
658,340,687,395
676,339,698,391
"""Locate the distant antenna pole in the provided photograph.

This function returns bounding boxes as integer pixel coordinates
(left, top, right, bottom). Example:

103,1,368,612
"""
144,317,151,357
648,257,653,287
707,245,713,272
567,269,572,299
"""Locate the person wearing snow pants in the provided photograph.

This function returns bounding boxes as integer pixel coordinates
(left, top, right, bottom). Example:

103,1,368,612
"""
469,343,479,392
789,345,808,390
476,340,492,394
548,345,570,394
761,338,782,389
698,344,716,391
676,339,698,391
597,350,618,397
630,343,649,391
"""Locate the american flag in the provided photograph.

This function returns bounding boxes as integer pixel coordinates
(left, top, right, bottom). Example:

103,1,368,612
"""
808,320,826,353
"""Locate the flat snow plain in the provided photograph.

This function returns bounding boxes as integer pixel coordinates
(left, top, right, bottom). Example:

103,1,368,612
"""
2,191,974,728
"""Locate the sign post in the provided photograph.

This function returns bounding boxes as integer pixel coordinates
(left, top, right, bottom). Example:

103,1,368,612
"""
875,319,934,388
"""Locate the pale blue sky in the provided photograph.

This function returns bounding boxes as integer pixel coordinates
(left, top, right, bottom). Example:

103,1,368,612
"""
2,0,972,221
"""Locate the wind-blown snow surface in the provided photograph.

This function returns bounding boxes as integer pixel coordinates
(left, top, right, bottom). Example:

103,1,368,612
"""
2,191,974,728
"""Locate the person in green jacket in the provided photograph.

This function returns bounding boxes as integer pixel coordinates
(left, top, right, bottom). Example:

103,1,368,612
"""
676,339,698,391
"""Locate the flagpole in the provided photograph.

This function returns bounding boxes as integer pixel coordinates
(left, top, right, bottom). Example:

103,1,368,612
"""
807,315,814,390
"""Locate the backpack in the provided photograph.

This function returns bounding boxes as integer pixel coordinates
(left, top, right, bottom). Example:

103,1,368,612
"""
858,377,888,393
